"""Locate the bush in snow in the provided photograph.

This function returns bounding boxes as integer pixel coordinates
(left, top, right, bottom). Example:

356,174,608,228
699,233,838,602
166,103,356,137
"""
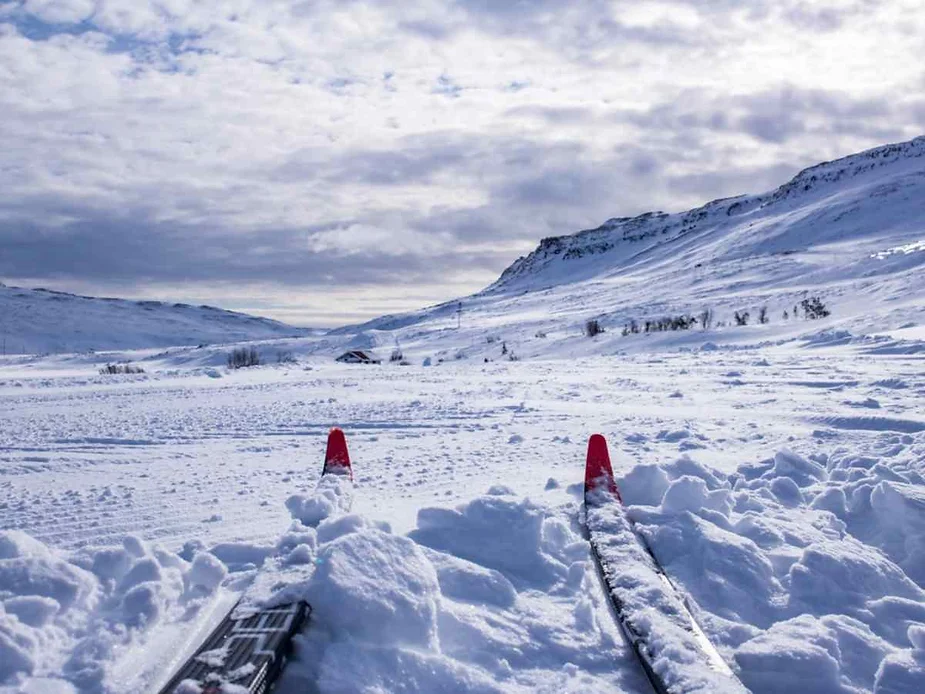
276,350,296,364
801,296,831,319
585,319,604,337
99,363,145,375
734,310,750,326
389,348,403,363
758,306,769,324
227,347,260,369
699,308,714,330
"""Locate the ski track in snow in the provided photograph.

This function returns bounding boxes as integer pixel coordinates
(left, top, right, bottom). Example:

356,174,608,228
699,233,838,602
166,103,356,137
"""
1,343,923,693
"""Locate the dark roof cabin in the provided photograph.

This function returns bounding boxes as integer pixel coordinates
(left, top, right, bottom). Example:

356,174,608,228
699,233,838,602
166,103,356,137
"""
335,350,381,364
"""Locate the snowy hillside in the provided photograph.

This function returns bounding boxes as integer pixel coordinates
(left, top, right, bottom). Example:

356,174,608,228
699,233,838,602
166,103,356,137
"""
0,284,312,354
332,136,925,362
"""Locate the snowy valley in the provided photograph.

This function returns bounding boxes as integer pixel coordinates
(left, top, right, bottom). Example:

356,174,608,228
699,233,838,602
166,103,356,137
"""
1,138,924,694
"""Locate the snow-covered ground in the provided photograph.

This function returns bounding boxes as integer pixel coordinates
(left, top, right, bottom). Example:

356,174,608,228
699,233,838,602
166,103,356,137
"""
1,337,923,693
1,137,923,693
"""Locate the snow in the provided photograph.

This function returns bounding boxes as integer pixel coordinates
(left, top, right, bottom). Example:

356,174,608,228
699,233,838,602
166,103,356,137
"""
0,284,313,356
0,136,924,692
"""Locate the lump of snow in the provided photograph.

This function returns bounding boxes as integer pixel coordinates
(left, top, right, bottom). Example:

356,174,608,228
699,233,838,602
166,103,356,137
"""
544,477,559,490
770,449,827,487
121,582,162,627
0,531,96,611
410,495,567,589
3,595,59,627
656,429,689,443
315,640,502,694
317,514,371,544
117,557,161,593
424,549,517,609
507,434,523,444
187,552,227,593
619,464,670,507
873,649,925,693
789,538,924,614
485,485,515,496
208,542,273,569
286,473,353,527
283,544,315,566
735,614,885,694
306,530,440,649
122,535,146,558
770,477,803,507
660,476,709,514
0,622,35,680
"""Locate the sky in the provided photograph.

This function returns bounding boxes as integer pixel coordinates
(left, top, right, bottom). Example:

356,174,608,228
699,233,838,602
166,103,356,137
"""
1,0,924,327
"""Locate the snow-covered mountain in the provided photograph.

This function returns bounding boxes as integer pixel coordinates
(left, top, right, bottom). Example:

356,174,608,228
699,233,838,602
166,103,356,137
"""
0,284,312,354
335,136,925,358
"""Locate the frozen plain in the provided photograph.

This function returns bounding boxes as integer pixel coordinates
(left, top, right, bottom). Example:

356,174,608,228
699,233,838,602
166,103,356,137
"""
1,335,923,693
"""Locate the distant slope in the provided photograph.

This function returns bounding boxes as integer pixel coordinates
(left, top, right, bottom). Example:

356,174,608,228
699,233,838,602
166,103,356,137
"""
330,136,925,358
490,136,925,293
0,285,312,354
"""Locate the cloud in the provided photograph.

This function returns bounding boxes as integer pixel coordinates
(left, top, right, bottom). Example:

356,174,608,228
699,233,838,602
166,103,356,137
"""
1,0,924,325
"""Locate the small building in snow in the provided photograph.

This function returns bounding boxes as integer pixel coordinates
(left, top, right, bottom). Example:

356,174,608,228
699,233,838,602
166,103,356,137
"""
335,350,381,364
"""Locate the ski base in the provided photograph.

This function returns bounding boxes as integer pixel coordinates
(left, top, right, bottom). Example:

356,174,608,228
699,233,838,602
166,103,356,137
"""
158,602,309,694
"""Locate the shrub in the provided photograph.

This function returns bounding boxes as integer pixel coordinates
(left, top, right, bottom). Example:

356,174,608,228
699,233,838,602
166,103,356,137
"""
585,319,604,337
228,347,260,369
699,309,713,330
99,363,145,375
801,297,830,319
390,348,403,362
758,307,769,324
734,311,750,326
277,350,296,364
534,331,547,339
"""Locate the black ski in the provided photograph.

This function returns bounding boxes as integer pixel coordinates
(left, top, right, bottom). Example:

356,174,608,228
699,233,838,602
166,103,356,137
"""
157,427,353,694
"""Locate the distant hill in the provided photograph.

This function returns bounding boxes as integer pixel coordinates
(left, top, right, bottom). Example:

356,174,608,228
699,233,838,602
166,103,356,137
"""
331,136,925,358
0,284,313,355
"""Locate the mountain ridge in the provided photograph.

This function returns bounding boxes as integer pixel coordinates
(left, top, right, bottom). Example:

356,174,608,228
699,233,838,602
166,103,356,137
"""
0,283,312,355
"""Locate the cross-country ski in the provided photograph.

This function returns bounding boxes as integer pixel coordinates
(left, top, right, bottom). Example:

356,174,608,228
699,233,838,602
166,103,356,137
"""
155,428,354,694
583,433,749,694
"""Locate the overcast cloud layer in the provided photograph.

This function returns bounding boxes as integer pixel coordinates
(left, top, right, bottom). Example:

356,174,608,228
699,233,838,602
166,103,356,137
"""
1,0,924,325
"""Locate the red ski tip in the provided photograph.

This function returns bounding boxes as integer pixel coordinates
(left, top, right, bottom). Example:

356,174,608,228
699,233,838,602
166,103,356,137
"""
585,434,621,501
323,427,352,479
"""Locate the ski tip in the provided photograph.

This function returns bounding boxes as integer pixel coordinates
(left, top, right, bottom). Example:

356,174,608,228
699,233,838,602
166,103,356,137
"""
323,427,352,479
585,434,621,501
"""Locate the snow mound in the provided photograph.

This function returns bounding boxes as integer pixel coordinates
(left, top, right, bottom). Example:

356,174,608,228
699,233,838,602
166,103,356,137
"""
0,531,226,691
614,445,925,693
263,490,644,692
285,472,354,527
